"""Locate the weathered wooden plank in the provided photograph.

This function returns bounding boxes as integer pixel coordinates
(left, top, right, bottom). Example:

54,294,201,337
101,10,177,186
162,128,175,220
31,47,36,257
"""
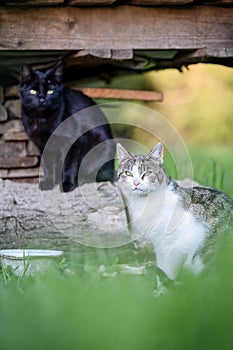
204,0,233,4
4,0,64,5
0,180,129,250
74,87,163,101
69,0,194,4
90,49,111,58
3,0,232,6
129,0,194,4
69,0,117,4
0,6,232,52
0,156,38,169
111,49,133,59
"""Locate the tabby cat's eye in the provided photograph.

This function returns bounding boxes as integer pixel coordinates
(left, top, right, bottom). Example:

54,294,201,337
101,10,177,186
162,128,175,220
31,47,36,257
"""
142,171,152,178
125,171,133,177
47,89,54,95
30,89,37,95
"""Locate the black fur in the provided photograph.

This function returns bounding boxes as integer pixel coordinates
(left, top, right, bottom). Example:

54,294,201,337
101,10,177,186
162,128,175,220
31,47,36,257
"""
19,62,115,192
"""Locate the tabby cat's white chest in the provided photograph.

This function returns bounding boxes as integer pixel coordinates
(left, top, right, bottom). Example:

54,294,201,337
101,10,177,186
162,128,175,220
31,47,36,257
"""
125,187,207,279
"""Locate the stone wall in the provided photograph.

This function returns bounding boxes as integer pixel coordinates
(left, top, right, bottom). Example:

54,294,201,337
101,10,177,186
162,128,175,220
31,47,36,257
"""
0,85,40,183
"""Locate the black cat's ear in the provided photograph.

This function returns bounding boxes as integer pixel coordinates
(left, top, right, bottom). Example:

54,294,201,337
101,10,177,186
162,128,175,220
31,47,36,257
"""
117,143,133,164
20,64,35,83
52,61,63,83
146,142,163,165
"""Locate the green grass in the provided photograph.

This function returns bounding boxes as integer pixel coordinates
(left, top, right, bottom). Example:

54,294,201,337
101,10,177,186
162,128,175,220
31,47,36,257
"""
0,146,233,350
189,145,233,197
1,248,233,350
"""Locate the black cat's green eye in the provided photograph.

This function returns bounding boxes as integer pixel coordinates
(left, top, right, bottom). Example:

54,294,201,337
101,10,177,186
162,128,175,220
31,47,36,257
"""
125,171,133,177
47,90,54,95
30,89,37,95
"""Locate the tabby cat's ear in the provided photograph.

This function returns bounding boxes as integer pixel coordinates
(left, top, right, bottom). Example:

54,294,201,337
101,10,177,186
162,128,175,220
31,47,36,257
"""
147,142,163,165
20,64,35,83
117,143,133,163
52,61,63,83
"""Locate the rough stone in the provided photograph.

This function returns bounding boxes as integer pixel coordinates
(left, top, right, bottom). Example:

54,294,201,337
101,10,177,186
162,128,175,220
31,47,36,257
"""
0,140,27,157
0,120,24,135
4,99,21,119
6,167,41,178
0,156,38,169
0,104,8,121
5,85,20,98
3,131,28,141
27,141,40,156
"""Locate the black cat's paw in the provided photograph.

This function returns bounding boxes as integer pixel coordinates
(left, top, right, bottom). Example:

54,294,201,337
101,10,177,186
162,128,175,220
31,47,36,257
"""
39,180,55,191
61,181,76,193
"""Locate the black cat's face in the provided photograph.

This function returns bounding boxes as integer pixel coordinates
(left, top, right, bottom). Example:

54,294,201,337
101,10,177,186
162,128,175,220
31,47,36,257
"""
19,62,63,114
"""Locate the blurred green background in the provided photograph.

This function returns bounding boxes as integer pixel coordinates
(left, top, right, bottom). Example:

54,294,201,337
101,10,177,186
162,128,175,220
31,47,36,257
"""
105,63,233,146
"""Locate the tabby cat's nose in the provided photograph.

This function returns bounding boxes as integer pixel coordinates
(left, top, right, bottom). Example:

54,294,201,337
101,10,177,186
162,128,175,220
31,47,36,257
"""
133,180,140,187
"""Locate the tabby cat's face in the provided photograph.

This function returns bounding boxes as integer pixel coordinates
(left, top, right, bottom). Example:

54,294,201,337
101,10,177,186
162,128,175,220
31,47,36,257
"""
19,62,63,113
117,143,165,196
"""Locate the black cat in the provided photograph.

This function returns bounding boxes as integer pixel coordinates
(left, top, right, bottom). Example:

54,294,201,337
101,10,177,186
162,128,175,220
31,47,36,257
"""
19,61,116,192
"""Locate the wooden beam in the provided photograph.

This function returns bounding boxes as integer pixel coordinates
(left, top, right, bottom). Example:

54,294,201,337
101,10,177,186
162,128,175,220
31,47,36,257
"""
204,0,233,4
73,87,163,101
128,0,194,4
4,0,64,5
69,0,194,5
69,0,117,5
0,6,232,54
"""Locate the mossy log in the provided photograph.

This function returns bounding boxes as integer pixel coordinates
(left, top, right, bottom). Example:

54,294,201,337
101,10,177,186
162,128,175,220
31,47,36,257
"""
0,179,129,250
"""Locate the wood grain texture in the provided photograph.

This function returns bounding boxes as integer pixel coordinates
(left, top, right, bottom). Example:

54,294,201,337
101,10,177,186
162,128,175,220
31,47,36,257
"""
4,0,230,5
69,0,117,5
0,180,129,250
129,0,194,4
74,87,163,101
0,6,232,53
204,0,233,4
4,0,64,5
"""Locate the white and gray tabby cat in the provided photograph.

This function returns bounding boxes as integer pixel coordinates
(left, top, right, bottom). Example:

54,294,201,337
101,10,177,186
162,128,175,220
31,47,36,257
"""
117,142,233,283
